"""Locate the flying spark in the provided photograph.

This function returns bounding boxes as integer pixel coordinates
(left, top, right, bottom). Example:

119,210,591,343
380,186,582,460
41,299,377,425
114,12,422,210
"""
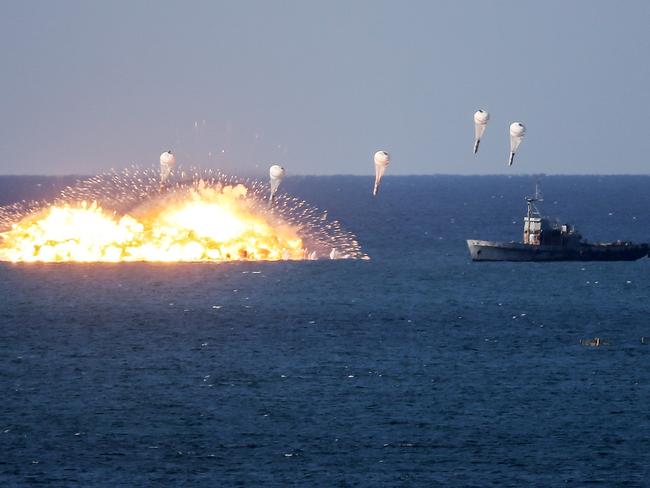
0,167,367,263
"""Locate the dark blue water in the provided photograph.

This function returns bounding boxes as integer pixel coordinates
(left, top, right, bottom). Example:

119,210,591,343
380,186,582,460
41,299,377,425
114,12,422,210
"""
1,176,649,486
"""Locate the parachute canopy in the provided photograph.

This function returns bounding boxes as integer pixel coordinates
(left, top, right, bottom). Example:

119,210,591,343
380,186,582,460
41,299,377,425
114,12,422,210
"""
473,109,490,154
269,164,285,204
508,122,526,166
159,150,176,185
373,151,390,196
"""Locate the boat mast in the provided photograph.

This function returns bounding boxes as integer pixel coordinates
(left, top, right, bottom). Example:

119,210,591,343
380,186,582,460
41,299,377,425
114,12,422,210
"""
524,183,543,244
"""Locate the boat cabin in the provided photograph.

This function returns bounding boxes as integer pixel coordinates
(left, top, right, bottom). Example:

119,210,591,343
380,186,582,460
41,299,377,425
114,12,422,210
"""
522,191,581,246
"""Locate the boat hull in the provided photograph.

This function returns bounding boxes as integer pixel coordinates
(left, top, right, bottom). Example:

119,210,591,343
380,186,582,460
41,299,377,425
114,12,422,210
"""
467,240,649,262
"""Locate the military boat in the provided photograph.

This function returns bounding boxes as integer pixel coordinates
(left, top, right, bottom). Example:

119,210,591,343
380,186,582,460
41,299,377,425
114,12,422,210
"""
467,188,649,262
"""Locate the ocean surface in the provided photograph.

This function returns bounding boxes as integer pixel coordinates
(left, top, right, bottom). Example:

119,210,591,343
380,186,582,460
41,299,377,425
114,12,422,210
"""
1,175,649,487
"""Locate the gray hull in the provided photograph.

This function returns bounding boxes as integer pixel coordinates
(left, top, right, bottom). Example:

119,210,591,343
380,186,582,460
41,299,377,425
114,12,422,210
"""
467,240,649,262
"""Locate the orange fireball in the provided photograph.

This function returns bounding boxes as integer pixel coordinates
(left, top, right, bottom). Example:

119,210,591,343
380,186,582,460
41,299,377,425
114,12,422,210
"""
0,183,305,262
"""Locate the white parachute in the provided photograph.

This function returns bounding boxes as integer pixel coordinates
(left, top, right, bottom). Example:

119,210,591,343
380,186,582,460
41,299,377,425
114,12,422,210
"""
373,151,390,196
473,110,490,154
508,122,526,166
159,150,176,185
268,164,285,205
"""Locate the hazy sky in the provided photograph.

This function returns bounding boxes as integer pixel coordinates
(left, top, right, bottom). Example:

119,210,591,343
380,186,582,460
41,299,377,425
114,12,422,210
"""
1,1,648,175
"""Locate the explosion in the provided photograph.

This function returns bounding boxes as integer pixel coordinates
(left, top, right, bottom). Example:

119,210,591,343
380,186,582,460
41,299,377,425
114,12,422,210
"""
0,169,366,263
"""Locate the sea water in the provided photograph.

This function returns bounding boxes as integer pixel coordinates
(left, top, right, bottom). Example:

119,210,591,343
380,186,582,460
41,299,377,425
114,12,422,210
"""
1,175,649,486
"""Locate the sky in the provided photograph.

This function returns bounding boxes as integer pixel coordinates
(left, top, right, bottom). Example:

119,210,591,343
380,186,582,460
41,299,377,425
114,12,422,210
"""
0,0,648,176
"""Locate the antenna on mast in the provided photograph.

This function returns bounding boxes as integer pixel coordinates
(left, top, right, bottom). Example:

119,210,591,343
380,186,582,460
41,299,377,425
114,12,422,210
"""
527,177,544,204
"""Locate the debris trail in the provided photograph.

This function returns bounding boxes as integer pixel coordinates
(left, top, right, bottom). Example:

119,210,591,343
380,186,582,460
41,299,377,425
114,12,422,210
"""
0,166,367,262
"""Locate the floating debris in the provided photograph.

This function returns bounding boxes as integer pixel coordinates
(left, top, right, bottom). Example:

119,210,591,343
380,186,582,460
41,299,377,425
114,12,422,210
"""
580,337,610,347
